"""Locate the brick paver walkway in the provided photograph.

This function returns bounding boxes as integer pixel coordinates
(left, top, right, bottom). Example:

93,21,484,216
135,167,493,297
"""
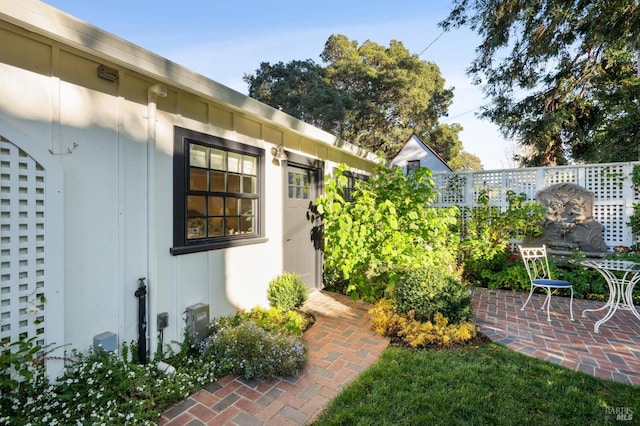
159,289,389,425
472,287,640,385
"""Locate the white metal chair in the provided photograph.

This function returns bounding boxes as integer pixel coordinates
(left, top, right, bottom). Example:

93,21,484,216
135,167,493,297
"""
518,245,574,321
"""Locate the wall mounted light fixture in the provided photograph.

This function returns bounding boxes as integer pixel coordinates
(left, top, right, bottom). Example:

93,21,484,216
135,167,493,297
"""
271,144,288,162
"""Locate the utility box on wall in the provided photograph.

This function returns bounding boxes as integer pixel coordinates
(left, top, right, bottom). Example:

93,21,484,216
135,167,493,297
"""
93,331,117,353
185,303,209,344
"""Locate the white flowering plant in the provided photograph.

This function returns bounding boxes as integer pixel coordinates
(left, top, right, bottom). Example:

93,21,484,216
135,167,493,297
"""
0,307,308,425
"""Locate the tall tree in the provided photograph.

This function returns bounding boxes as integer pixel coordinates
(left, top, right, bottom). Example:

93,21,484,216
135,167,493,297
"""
441,0,640,166
244,35,462,161
244,60,350,131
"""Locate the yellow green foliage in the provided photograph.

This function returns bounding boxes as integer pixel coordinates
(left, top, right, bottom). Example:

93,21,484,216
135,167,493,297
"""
369,299,477,348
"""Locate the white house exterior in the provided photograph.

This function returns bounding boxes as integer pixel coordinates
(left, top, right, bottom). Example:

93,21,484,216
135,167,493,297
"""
391,134,453,174
0,1,381,377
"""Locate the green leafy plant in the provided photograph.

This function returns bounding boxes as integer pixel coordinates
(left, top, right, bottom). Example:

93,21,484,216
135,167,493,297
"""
628,165,640,236
201,320,305,380
267,272,308,311
392,265,471,324
240,305,307,335
313,163,460,302
460,189,544,286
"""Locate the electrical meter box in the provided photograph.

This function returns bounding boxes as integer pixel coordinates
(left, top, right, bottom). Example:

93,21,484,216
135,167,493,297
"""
185,303,209,344
93,331,117,353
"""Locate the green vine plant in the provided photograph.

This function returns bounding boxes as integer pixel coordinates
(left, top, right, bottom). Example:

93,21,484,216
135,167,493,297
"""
0,293,46,393
628,165,640,240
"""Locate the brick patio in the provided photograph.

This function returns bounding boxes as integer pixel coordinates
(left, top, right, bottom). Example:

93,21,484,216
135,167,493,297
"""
472,286,640,385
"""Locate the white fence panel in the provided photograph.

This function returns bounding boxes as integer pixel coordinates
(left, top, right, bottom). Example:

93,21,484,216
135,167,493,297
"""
432,162,640,250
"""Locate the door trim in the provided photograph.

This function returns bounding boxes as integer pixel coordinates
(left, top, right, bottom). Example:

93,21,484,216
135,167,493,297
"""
281,151,324,288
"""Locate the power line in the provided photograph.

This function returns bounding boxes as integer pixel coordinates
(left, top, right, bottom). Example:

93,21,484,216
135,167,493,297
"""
417,30,446,57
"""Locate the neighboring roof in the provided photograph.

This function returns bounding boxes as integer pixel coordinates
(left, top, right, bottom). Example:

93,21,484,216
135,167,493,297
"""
0,0,382,164
391,134,453,172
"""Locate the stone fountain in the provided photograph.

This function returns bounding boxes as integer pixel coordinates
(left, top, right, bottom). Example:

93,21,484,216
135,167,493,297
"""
524,183,608,256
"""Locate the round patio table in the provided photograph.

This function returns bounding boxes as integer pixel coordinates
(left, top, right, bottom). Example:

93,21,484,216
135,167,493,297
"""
576,259,640,333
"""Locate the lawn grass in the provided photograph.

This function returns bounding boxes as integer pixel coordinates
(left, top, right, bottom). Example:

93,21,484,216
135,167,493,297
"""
312,342,640,425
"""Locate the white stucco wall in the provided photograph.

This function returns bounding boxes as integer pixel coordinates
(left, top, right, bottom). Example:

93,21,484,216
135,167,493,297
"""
0,1,380,370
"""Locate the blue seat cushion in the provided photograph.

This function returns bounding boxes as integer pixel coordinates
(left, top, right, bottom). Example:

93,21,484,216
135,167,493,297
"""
532,279,571,287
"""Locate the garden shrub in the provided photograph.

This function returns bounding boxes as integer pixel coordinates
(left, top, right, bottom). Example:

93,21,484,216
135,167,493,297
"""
369,299,477,348
460,189,544,287
240,306,306,335
312,163,460,302
392,265,471,324
1,304,308,424
267,272,308,311
201,320,305,380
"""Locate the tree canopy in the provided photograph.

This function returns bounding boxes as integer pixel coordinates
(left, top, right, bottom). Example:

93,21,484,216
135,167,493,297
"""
441,0,640,166
244,34,481,168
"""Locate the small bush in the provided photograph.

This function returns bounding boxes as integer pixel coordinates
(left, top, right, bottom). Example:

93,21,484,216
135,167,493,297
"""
369,299,477,348
267,272,308,311
201,321,305,380
241,306,305,335
392,265,471,324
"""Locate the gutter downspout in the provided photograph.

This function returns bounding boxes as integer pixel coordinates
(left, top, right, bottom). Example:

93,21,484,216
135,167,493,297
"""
147,84,167,360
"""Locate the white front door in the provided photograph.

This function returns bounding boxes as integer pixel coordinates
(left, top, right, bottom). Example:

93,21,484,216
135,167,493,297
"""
283,164,320,288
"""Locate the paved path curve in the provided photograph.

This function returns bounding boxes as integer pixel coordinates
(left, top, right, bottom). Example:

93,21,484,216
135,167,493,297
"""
159,289,389,425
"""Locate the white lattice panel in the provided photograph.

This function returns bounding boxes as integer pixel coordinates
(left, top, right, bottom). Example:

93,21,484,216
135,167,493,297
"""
0,138,46,348
544,168,578,186
473,171,504,204
504,169,538,201
584,164,626,201
434,174,466,205
433,161,640,250
593,204,625,246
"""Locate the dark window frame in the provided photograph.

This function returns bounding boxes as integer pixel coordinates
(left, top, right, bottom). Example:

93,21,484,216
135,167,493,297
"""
171,127,266,255
406,159,421,174
342,170,368,202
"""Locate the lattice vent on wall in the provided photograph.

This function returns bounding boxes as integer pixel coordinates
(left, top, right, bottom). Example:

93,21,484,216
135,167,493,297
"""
0,138,46,348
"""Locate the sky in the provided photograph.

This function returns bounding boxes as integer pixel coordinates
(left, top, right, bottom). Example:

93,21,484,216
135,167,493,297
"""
42,0,516,170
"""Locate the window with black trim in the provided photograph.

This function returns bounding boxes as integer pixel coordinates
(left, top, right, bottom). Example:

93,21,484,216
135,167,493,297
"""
406,160,421,174
172,127,266,254
342,170,368,202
